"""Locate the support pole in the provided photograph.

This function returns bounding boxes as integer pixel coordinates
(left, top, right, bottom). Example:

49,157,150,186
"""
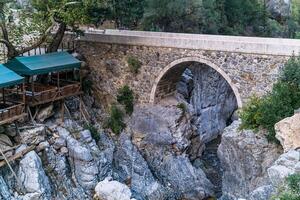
2,88,5,104
61,99,65,123
31,76,35,100
22,83,26,105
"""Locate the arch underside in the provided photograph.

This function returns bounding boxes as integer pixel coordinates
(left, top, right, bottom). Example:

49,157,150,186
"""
150,57,242,108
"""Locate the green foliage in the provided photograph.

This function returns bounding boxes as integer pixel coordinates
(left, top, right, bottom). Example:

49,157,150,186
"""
239,96,263,131
84,123,100,142
273,173,300,200
240,57,300,143
177,103,187,114
127,56,142,74
109,0,145,29
117,85,134,115
142,0,203,33
282,57,300,87
107,104,125,134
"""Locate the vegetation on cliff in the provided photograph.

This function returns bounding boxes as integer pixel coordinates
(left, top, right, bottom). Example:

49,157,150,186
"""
240,57,300,142
273,173,300,200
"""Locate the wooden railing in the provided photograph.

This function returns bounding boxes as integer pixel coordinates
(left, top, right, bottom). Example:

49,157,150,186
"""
0,103,25,125
26,82,82,106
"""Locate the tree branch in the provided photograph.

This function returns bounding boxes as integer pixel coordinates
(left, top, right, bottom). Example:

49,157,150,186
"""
18,24,54,54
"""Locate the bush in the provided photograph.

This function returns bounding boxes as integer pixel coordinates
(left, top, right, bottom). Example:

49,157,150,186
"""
273,173,300,200
177,103,187,114
107,105,125,134
84,123,100,142
240,82,300,142
282,56,300,87
239,96,263,131
127,56,142,74
117,85,134,115
240,57,300,143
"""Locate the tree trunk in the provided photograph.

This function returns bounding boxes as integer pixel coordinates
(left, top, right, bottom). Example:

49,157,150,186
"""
47,23,67,53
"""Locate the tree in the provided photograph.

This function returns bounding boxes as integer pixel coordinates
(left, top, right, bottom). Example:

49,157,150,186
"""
109,0,145,29
141,0,203,33
0,0,108,60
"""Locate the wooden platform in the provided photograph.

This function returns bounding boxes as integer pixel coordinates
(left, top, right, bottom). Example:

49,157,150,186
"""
0,103,26,125
25,82,82,107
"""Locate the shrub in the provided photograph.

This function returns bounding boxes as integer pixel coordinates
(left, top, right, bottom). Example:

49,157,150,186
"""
256,82,300,142
240,57,300,143
127,56,142,74
177,103,187,114
84,123,100,142
282,56,300,87
107,105,125,134
117,85,134,115
273,173,300,200
239,96,263,131
240,82,300,142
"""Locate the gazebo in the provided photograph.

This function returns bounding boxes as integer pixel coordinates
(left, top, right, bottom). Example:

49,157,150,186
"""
5,52,83,119
0,64,26,125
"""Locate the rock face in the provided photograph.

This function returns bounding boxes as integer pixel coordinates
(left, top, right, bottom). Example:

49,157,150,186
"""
128,105,214,199
190,64,238,143
267,0,292,19
113,133,168,200
18,151,51,200
275,112,300,152
218,120,282,199
267,150,300,187
94,178,133,200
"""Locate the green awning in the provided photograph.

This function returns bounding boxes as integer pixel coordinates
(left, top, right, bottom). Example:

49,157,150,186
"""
0,64,24,89
5,52,81,76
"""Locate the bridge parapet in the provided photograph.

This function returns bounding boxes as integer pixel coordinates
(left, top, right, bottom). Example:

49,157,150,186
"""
78,29,300,56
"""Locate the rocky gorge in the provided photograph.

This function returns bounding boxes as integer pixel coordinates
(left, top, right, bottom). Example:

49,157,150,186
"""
0,61,299,200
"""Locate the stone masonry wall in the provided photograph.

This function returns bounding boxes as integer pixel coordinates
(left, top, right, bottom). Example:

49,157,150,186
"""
76,41,289,107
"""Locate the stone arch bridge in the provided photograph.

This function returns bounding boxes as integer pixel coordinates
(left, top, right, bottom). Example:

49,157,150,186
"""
76,29,300,108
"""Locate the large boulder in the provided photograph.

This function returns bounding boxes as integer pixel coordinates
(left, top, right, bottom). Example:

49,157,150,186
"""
18,151,51,200
57,127,99,191
218,120,282,199
275,113,300,152
36,105,54,122
267,150,300,187
128,105,214,199
94,178,133,200
190,64,238,144
113,133,168,200
19,126,46,145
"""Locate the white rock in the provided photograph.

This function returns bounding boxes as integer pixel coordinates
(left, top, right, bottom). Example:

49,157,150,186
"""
18,151,51,199
19,126,45,145
36,105,54,122
94,178,133,200
275,113,300,152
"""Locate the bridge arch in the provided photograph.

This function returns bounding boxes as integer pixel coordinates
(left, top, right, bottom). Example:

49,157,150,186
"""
150,57,243,108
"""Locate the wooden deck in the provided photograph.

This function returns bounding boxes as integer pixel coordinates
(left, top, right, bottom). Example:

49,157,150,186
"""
0,103,26,125
25,82,82,107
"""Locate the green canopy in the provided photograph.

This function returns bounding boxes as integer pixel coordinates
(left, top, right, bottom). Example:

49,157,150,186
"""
0,64,24,89
5,52,81,76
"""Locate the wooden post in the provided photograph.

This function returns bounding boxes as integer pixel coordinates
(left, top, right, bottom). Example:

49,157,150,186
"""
31,76,35,100
57,72,60,88
2,88,5,104
61,99,65,123
22,83,26,105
